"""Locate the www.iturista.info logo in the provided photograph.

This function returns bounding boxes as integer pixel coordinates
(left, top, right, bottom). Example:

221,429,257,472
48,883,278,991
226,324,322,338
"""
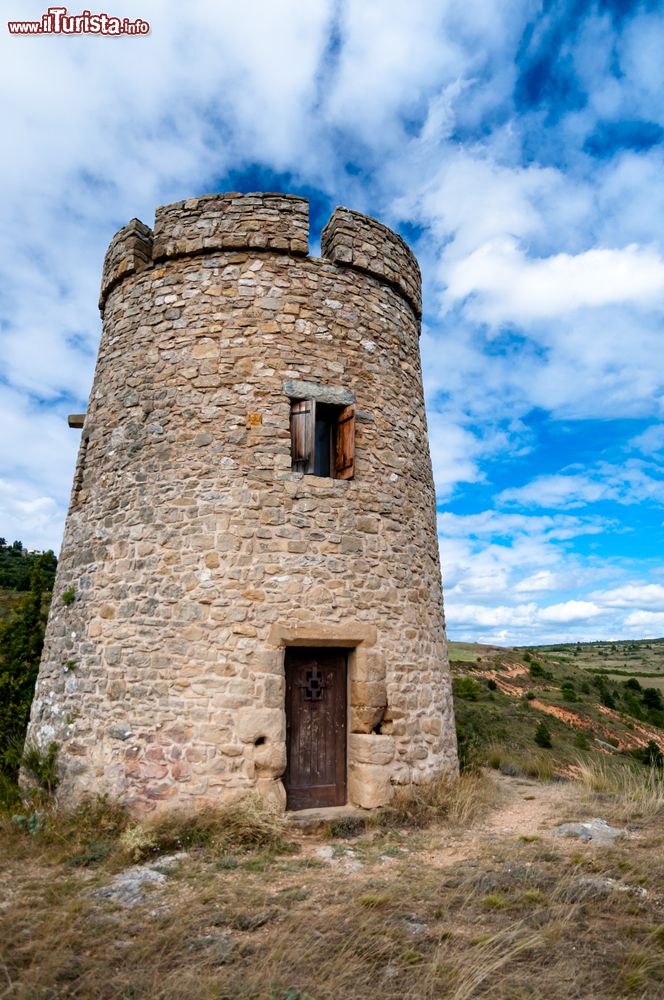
7,7,150,35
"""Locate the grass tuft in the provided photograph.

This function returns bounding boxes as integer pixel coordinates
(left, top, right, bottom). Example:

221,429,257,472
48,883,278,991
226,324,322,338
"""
575,756,664,819
118,794,291,862
374,771,493,830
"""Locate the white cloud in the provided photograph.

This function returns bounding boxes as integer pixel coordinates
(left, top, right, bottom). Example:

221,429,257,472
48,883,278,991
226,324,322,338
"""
445,239,664,324
498,462,664,510
512,570,560,594
0,481,64,553
631,424,664,456
538,600,603,623
590,584,664,610
624,610,664,632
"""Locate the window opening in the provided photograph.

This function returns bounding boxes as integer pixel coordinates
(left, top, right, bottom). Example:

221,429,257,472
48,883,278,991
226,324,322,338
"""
290,398,355,479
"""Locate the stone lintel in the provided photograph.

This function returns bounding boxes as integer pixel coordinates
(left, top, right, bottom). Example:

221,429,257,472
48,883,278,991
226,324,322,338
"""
268,622,377,648
282,379,355,406
68,413,86,429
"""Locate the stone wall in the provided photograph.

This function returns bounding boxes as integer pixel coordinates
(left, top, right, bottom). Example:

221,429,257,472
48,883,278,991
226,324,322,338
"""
27,192,458,814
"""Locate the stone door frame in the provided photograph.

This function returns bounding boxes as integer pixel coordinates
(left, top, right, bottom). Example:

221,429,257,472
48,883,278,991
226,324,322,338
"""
268,622,395,810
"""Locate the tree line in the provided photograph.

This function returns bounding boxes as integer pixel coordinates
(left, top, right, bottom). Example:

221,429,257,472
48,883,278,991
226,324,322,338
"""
0,540,56,799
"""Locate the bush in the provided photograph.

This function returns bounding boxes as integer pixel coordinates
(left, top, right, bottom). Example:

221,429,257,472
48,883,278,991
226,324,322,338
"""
631,740,664,769
487,678,497,691
21,741,59,797
528,660,545,678
534,721,552,748
561,680,577,701
643,688,664,711
600,685,616,710
453,676,481,701
574,731,590,750
625,677,642,692
118,794,291,862
455,716,484,772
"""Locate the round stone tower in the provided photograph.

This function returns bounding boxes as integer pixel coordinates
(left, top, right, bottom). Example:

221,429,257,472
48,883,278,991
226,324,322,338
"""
27,192,458,814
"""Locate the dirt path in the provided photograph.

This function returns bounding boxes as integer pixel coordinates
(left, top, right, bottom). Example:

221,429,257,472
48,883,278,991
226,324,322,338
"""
478,770,583,838
403,770,592,871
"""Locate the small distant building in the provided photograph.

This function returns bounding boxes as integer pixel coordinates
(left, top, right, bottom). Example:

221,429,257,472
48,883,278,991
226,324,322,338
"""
26,192,458,814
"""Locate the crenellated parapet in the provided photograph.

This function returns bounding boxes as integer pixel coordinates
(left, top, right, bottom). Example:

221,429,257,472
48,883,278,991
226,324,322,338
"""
99,194,421,320
152,191,309,262
99,218,153,309
321,207,422,318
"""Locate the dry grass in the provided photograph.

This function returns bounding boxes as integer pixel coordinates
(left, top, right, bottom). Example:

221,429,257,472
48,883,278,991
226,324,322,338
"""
2,774,664,998
374,770,494,831
484,744,556,781
575,756,664,820
118,793,290,862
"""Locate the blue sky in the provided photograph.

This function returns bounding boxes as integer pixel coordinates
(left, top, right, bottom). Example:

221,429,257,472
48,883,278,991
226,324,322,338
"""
1,0,664,644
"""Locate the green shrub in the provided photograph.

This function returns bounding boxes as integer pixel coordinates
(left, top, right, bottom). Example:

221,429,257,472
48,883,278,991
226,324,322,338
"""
631,741,664,769
528,660,545,678
61,587,76,606
534,721,552,748
21,741,59,797
561,680,577,701
453,676,481,701
487,678,497,691
643,688,664,711
455,717,483,771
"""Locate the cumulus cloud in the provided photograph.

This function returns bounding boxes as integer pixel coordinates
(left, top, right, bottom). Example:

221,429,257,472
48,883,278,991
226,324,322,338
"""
631,424,664,456
498,462,664,510
445,240,664,324
590,584,664,610
624,610,664,633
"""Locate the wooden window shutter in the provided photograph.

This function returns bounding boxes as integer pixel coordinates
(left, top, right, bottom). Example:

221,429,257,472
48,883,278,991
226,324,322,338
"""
334,404,355,480
290,399,315,473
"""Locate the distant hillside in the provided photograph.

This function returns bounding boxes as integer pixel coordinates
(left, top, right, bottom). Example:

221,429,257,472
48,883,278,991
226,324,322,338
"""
449,639,664,774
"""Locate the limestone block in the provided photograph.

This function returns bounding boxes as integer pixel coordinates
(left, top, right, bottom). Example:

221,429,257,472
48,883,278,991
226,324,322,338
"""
350,705,385,734
349,733,395,766
237,707,285,745
254,740,286,777
350,681,387,708
348,763,393,809
255,777,287,812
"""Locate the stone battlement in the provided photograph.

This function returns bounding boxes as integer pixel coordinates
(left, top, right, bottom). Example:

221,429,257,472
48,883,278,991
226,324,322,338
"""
99,218,153,308
99,192,422,317
321,207,421,318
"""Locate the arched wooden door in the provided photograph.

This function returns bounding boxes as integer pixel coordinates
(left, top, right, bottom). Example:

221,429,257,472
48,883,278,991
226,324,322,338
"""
284,647,347,810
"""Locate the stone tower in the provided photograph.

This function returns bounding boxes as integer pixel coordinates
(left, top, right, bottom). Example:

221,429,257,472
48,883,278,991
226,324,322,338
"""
27,192,458,814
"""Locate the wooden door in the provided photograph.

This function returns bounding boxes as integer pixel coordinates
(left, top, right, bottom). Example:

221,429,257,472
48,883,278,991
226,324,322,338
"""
284,647,347,810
